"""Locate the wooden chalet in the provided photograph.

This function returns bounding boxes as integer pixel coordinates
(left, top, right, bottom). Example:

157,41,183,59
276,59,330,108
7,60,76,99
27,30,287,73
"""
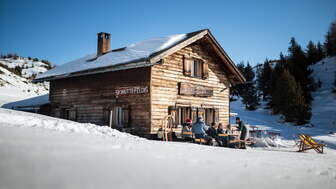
34,29,245,137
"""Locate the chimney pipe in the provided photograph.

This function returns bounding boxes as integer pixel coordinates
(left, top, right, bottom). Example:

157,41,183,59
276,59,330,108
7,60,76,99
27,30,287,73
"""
97,32,111,56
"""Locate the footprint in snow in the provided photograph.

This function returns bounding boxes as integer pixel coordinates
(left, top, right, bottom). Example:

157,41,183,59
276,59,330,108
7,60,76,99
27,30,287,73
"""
318,170,329,176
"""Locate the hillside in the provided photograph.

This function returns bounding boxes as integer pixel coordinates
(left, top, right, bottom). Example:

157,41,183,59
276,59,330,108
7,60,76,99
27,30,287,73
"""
310,56,336,130
231,56,336,148
0,56,51,106
0,108,335,189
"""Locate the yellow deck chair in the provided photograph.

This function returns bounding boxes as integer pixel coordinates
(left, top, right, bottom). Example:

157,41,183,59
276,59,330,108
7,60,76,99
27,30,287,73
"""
297,134,325,154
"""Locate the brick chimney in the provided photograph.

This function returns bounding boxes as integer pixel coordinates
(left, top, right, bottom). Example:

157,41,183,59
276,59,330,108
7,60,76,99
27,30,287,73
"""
97,32,111,56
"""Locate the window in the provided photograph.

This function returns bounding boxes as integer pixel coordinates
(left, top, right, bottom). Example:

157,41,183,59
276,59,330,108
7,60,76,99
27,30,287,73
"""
60,108,76,121
168,106,218,126
114,106,123,127
103,106,129,128
183,55,209,79
205,109,214,125
191,59,203,78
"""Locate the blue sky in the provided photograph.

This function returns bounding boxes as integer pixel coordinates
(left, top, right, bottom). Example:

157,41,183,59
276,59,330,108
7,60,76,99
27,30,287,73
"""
0,0,335,66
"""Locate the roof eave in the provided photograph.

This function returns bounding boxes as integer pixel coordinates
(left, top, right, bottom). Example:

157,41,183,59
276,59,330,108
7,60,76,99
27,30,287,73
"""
34,59,151,82
149,29,246,84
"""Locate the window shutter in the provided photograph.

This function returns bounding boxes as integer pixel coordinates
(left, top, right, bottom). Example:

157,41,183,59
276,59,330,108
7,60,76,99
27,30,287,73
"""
214,108,219,123
123,106,130,127
103,110,108,125
191,107,197,123
202,61,209,79
69,108,77,121
183,55,192,76
54,108,61,118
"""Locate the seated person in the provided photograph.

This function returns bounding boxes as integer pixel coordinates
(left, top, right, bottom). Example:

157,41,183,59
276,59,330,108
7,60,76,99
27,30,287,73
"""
217,123,230,147
182,119,192,132
182,119,193,140
192,116,213,145
225,124,233,134
207,122,218,138
217,123,225,134
207,122,223,146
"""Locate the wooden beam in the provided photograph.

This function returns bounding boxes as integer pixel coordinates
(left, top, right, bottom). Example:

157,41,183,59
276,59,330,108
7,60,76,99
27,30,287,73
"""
149,30,208,63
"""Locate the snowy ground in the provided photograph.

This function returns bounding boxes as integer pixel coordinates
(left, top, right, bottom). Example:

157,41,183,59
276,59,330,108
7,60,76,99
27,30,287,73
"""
310,57,336,131
230,56,336,149
0,108,336,189
0,56,335,189
0,57,49,106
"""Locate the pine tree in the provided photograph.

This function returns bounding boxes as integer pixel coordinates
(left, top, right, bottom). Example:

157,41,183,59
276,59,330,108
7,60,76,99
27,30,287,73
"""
334,71,336,87
324,20,336,56
269,53,286,110
306,41,319,65
230,62,245,98
316,41,325,61
241,63,259,110
273,70,311,124
287,37,313,104
257,59,272,100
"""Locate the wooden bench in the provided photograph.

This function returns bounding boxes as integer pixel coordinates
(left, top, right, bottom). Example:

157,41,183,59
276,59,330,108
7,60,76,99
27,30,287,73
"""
182,132,209,144
194,138,208,144
298,134,325,153
182,131,193,136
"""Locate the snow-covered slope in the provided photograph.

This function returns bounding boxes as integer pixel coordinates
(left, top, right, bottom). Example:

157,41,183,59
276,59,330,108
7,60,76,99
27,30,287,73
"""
230,56,336,149
0,57,50,106
0,108,335,189
310,56,336,130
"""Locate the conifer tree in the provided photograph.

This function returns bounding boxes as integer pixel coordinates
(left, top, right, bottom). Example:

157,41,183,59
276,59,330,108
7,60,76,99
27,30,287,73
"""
273,70,311,124
334,72,336,87
316,41,325,61
306,41,319,65
324,20,336,56
287,37,313,104
257,59,272,100
269,53,286,110
241,63,259,110
230,62,245,98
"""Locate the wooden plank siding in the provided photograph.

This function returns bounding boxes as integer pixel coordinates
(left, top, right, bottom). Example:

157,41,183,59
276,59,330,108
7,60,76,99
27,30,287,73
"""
48,39,233,137
150,42,231,134
49,67,151,135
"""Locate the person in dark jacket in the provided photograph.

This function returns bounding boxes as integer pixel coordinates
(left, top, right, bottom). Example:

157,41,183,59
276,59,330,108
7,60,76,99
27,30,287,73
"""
236,117,247,149
182,119,192,132
192,116,213,145
217,123,225,134
207,122,218,138
182,119,193,141
207,122,222,146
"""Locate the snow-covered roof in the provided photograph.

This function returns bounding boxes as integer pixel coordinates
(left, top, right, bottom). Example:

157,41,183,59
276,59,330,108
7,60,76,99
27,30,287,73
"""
2,94,49,109
35,29,245,84
36,32,192,81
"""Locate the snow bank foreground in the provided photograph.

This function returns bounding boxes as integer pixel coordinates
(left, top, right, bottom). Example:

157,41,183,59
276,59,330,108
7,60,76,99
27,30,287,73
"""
0,108,336,189
0,108,140,140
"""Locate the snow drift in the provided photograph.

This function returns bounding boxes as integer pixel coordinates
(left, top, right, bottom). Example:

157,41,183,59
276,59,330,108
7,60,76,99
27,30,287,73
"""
0,108,336,189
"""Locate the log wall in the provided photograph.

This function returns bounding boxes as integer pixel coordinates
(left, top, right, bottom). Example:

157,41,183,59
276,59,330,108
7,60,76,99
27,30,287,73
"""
49,67,151,134
150,42,231,133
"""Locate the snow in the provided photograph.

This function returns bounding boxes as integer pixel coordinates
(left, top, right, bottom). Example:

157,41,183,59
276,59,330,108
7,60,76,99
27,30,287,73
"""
2,94,49,109
37,33,187,79
0,108,336,189
1,55,336,188
310,56,336,131
230,100,336,149
0,57,49,78
230,56,336,150
0,57,49,106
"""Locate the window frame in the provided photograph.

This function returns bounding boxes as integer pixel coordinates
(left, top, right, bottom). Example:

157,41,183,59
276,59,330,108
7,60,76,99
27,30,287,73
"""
191,58,204,78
